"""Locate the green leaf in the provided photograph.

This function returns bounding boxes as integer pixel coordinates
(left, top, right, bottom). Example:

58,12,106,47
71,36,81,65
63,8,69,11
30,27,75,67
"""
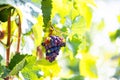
72,16,86,35
0,78,3,80
23,29,33,36
21,56,39,80
109,29,120,41
67,34,81,56
68,59,80,74
32,15,43,46
36,59,57,66
8,59,26,76
97,19,105,30
8,54,27,70
75,1,93,28
41,0,52,27
21,70,39,80
80,54,98,78
0,55,2,63
23,55,36,68
72,15,81,24
113,67,120,79
117,15,120,23
3,54,28,77
78,0,96,6
0,4,11,11
36,59,61,77
0,66,4,76
69,75,84,80
31,0,42,5
61,75,84,80
0,5,14,22
1,66,10,78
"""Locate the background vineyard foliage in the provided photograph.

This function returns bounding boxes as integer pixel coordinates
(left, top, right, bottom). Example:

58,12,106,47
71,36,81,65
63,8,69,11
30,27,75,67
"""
0,0,120,80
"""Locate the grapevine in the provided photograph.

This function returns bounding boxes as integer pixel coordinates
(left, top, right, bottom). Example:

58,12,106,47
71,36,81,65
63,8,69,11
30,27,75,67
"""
0,30,5,40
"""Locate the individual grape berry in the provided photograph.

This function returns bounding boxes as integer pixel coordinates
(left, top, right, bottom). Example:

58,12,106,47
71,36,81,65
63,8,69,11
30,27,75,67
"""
50,48,54,52
45,46,49,50
50,40,55,47
42,35,65,62
46,52,52,56
49,56,55,62
48,45,52,49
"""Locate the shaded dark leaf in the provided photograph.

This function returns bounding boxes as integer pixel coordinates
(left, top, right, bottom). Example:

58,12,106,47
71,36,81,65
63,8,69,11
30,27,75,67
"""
0,4,14,22
8,54,27,70
8,59,26,76
1,66,10,78
0,55,2,63
41,0,52,27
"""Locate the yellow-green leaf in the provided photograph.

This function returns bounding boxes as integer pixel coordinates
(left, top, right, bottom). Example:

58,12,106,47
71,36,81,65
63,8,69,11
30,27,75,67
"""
52,0,72,19
37,59,61,77
77,0,96,6
97,19,105,30
79,54,98,78
117,15,120,23
79,3,92,28
32,15,43,46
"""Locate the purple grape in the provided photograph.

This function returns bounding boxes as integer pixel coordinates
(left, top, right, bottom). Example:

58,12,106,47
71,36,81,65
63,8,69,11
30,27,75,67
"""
53,47,56,51
51,41,55,47
45,46,49,50
50,36,56,41
42,35,66,62
48,45,52,48
49,57,55,62
50,48,54,52
54,52,59,55
46,52,54,57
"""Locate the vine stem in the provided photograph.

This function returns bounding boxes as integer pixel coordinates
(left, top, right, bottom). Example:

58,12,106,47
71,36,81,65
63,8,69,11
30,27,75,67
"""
36,46,43,59
16,14,21,53
6,11,11,67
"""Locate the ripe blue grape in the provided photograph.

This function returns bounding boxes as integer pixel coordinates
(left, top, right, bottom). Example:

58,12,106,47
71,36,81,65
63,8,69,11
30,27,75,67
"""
42,35,65,62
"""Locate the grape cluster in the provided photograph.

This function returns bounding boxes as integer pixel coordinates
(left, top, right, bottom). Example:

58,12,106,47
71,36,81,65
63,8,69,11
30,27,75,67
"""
42,35,65,62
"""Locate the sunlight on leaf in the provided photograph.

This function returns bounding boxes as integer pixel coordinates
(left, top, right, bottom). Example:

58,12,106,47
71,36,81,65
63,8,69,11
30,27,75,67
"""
78,0,96,6
109,29,120,41
37,59,61,77
52,0,72,20
32,15,43,46
72,16,86,35
117,15,120,23
80,54,98,78
78,3,92,28
97,19,105,30
11,21,17,36
21,56,39,80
